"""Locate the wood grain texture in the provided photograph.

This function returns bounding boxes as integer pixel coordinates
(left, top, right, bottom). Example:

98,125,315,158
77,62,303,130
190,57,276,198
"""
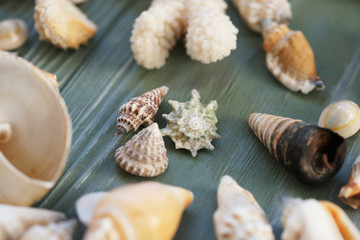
1,0,360,239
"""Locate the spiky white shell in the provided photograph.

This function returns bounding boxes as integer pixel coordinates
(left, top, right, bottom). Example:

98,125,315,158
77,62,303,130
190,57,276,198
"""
0,19,28,51
162,89,220,157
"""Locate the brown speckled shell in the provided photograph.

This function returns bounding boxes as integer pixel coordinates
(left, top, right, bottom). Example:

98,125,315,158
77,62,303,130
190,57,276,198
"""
115,86,168,135
339,156,360,209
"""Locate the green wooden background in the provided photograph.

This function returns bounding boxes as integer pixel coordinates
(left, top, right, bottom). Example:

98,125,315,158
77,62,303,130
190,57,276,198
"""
1,0,360,239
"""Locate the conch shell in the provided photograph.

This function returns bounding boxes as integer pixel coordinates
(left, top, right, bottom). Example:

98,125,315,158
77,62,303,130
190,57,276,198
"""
115,123,168,177
76,182,194,240
248,113,346,183
115,86,169,135
339,155,360,209
34,0,97,49
162,89,221,157
232,0,292,33
0,19,28,51
262,22,324,94
213,175,275,240
0,52,72,206
281,198,360,240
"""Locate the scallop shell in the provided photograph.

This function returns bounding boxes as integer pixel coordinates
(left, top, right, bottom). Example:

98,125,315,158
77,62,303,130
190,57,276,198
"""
77,182,194,240
232,0,292,33
248,113,346,183
0,52,72,206
0,19,28,51
339,156,360,209
115,86,169,135
34,0,97,49
115,123,168,177
318,100,360,139
213,175,275,240
162,89,221,157
262,22,324,94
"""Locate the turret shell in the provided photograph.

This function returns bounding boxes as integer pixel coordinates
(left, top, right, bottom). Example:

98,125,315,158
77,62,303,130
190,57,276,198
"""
339,156,360,209
0,19,28,51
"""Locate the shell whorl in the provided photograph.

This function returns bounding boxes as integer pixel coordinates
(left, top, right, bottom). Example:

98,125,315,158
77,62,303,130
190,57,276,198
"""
115,86,168,135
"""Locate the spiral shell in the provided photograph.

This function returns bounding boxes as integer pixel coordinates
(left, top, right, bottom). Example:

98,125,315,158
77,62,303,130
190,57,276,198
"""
162,89,221,157
115,86,168,135
339,156,360,209
0,19,28,51
248,113,346,183
115,123,168,177
213,175,275,240
232,0,292,33
262,22,324,94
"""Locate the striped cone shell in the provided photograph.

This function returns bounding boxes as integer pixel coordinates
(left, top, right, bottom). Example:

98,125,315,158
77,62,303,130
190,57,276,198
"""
115,86,168,135
339,156,360,209
115,123,168,177
248,113,346,183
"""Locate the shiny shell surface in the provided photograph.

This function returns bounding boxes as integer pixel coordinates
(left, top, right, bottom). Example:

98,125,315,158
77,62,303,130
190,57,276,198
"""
339,156,360,209
0,19,28,51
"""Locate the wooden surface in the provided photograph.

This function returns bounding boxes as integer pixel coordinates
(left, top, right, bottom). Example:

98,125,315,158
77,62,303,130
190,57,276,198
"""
1,0,360,239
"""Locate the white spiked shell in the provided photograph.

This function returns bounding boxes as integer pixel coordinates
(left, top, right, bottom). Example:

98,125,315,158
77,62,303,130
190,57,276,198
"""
339,156,360,209
213,175,275,240
0,19,28,51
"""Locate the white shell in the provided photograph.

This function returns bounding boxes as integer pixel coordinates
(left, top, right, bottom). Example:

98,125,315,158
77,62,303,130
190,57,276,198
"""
0,19,28,51
339,156,360,209
318,100,360,138
0,52,72,206
213,175,275,240
75,192,107,225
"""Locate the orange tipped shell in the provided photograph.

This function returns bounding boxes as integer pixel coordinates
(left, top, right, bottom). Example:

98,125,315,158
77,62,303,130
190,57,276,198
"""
339,156,360,209
263,23,324,94
115,86,168,135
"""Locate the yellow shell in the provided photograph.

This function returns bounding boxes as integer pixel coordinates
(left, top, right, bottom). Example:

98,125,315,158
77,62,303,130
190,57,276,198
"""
339,156,360,209
318,100,360,139
0,19,28,51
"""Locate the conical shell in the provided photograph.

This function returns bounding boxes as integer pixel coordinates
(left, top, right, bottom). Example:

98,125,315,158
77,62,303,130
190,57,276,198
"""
82,182,194,240
34,0,97,50
0,204,65,240
115,123,168,177
115,86,169,135
262,23,324,94
339,156,360,209
248,113,346,183
0,19,28,51
213,175,275,240
232,0,292,33
20,219,77,240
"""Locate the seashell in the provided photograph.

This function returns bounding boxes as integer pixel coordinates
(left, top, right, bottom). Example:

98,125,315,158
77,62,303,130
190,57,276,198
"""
0,204,66,240
72,0,87,4
281,198,360,240
0,52,72,206
34,0,97,50
248,113,346,183
232,0,292,33
213,175,275,240
0,19,28,51
339,155,360,209
318,100,360,139
162,89,221,157
75,192,107,226
115,86,169,135
20,219,77,240
77,181,194,240
262,22,324,94
115,123,168,177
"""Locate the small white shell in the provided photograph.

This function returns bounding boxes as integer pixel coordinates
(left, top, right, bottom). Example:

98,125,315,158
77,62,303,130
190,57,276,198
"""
339,156,360,209
0,19,28,51
318,100,360,138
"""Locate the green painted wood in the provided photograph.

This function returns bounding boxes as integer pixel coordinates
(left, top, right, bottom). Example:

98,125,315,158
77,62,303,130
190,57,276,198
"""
1,0,360,239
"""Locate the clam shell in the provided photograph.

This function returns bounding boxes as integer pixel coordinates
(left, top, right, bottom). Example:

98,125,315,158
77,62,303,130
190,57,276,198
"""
213,175,275,240
248,113,346,183
318,100,360,139
34,0,97,49
262,23,324,94
80,182,193,240
232,0,292,33
339,156,360,209
0,52,72,206
0,19,28,51
115,123,168,177
115,86,168,135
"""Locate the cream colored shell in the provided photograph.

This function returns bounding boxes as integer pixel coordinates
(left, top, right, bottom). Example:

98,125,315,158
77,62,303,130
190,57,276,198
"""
213,175,275,240
318,100,360,139
34,0,97,49
0,52,72,206
0,19,28,51
339,156,360,209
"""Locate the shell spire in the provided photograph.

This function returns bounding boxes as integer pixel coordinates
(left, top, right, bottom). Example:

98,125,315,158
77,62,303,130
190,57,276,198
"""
115,123,168,177
339,156,360,209
213,175,275,240
248,113,346,183
115,86,169,135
